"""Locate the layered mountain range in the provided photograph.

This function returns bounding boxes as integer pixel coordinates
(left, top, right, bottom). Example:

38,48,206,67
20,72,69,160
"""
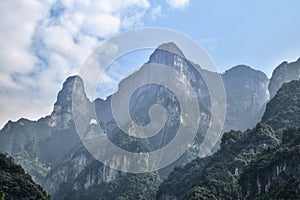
157,79,300,200
1,42,300,199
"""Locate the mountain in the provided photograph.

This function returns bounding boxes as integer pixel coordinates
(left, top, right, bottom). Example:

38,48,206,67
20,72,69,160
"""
240,127,300,199
0,152,49,200
0,42,271,198
263,80,300,132
0,76,89,184
268,58,300,99
222,65,269,131
47,144,161,200
158,78,300,200
157,123,278,199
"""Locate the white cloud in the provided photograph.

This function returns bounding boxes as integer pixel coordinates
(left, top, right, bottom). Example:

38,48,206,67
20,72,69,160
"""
82,14,120,37
166,0,189,9
0,0,160,128
0,0,186,128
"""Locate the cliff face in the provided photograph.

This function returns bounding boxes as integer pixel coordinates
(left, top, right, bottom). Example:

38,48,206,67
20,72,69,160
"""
222,65,269,131
157,123,279,200
268,58,300,99
0,76,89,185
158,79,300,200
0,42,273,198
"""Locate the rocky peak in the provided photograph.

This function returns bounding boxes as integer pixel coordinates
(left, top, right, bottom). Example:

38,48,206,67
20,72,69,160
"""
221,65,269,131
147,42,186,66
157,42,185,57
53,75,85,113
49,75,90,130
223,65,268,81
268,58,300,98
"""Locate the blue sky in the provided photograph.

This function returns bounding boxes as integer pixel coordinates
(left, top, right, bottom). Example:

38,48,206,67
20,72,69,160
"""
0,0,300,128
146,0,300,76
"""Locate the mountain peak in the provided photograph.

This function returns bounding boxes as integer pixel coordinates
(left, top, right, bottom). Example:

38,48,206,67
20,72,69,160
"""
269,57,300,98
223,65,268,81
147,42,186,65
49,75,90,129
156,42,185,57
54,75,85,110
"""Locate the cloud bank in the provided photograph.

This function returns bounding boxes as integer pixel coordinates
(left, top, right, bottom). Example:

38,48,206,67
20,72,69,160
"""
0,0,189,128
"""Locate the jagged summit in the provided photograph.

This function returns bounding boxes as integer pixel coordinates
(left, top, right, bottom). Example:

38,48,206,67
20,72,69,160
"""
147,42,186,64
269,57,300,98
49,75,90,130
156,42,185,58
54,75,85,110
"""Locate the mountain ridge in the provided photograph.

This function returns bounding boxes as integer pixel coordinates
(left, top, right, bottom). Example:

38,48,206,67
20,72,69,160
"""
0,42,292,199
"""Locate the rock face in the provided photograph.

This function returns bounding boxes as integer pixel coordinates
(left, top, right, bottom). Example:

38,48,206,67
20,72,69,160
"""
157,123,278,200
268,58,300,99
48,75,91,130
43,145,95,195
158,78,300,200
222,65,269,131
0,42,273,198
0,76,89,185
50,145,160,200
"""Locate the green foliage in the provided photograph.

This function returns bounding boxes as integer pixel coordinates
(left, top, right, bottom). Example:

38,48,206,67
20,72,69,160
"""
156,156,210,199
0,191,5,200
157,123,279,199
186,186,218,200
239,127,300,199
0,153,49,200
262,80,300,132
53,171,160,200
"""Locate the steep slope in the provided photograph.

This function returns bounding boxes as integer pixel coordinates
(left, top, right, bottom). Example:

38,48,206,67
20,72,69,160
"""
0,76,90,184
222,65,269,131
240,127,300,199
0,42,271,198
157,123,278,200
45,124,160,199
269,58,300,99
0,153,49,200
158,77,300,200
263,80,300,132
52,163,160,200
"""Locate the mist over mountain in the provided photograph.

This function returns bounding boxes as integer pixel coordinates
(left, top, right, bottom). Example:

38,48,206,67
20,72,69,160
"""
1,42,299,199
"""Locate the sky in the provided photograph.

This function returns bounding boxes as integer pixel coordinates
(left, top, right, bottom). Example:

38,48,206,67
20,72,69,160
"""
0,0,300,128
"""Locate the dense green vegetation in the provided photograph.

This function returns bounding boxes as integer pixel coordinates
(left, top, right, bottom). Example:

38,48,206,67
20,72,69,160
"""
0,153,49,200
53,168,160,200
240,127,300,199
263,80,300,132
158,79,300,199
157,123,278,199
